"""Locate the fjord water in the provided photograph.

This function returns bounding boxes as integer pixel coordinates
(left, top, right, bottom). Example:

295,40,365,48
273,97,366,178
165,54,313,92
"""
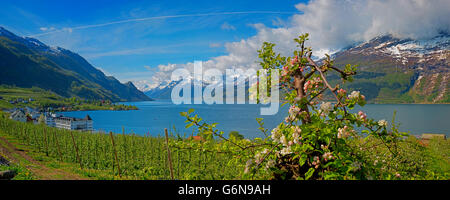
60,100,449,138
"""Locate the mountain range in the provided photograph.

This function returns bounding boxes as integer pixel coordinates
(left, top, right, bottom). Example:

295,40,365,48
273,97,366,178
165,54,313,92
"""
141,34,449,104
0,27,151,102
332,34,449,103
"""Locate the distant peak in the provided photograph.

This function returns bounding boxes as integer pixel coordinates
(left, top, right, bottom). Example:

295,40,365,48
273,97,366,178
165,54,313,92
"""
125,81,137,89
0,27,67,54
0,26,16,37
24,37,48,47
0,26,9,32
368,33,398,43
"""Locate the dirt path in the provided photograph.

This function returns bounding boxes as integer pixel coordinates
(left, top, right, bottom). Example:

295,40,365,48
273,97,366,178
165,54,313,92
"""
0,136,88,180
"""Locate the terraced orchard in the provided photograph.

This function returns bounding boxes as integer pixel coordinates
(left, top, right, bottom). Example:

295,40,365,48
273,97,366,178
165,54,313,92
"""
0,112,243,180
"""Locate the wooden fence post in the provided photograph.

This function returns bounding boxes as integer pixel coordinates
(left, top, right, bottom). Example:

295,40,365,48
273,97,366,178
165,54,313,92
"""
109,132,121,177
53,131,63,161
69,131,82,169
165,128,175,180
43,128,49,156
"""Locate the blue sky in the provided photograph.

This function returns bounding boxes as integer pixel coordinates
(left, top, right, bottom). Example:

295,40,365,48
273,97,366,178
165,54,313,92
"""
0,0,305,82
2,0,448,90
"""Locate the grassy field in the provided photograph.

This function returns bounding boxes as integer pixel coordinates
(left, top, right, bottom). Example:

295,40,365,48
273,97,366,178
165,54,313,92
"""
0,85,138,111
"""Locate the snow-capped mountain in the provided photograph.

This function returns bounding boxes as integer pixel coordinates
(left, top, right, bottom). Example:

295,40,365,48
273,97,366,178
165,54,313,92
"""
332,33,449,103
133,80,158,92
142,74,255,100
336,34,449,69
0,27,65,55
138,33,449,103
144,80,182,99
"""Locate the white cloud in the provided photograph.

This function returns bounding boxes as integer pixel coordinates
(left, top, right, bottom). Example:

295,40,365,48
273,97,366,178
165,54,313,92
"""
290,0,450,51
144,65,152,71
209,42,222,48
142,0,450,89
272,17,288,28
221,22,236,31
39,27,55,32
158,63,176,72
63,28,73,33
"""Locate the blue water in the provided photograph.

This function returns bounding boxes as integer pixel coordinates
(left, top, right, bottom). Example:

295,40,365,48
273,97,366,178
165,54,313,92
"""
59,100,450,138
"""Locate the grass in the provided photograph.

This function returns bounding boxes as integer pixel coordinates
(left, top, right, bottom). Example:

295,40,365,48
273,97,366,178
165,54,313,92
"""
0,136,35,180
0,163,35,180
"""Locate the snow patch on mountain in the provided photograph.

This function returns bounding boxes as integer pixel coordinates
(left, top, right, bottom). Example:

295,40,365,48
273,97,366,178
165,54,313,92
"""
0,26,68,56
343,33,449,67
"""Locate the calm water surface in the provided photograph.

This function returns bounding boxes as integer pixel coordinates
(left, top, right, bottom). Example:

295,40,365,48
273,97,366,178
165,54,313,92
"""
60,100,450,138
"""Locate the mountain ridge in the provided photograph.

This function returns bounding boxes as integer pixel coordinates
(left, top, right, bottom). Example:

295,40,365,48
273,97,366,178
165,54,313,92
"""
0,27,151,102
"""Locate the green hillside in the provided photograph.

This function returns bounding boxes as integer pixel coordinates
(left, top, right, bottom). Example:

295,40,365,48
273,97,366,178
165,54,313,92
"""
0,85,137,111
0,27,151,102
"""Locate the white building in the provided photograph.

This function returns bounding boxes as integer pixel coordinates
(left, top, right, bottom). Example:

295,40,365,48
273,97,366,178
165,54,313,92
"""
10,110,27,122
29,111,41,120
54,115,93,131
43,113,56,127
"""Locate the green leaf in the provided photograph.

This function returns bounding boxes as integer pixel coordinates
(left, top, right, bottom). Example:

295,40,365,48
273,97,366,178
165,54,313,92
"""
188,108,195,114
305,168,315,180
185,123,194,129
299,154,308,167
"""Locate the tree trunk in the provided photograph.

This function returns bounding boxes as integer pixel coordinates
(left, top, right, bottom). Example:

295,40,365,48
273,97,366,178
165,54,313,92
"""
294,75,311,124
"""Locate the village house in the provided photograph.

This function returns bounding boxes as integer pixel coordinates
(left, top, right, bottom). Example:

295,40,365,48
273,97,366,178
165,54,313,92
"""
7,107,93,131
54,115,93,131
9,110,26,122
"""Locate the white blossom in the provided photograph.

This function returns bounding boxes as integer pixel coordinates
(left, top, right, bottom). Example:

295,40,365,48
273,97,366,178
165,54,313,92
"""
320,102,333,114
351,161,362,172
358,111,367,121
254,149,269,164
292,126,302,144
378,119,388,127
265,159,275,169
280,135,288,146
348,91,361,99
338,125,354,139
284,114,296,123
280,147,292,156
289,105,301,116
271,127,281,143
322,152,334,161
244,159,254,174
